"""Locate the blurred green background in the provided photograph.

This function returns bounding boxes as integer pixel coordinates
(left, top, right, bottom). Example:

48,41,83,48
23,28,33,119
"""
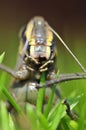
0,0,86,122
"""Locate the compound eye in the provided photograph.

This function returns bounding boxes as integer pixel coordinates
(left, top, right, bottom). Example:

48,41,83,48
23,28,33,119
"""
22,35,26,44
19,25,27,44
50,41,55,52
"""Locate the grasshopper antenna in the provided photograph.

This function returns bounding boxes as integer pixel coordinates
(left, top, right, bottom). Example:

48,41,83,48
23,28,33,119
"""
49,26,86,73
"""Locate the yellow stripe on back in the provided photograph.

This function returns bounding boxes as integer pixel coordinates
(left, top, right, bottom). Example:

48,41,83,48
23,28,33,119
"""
25,20,34,41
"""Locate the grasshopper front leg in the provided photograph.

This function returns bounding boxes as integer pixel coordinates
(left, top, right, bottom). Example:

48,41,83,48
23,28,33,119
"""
0,64,31,80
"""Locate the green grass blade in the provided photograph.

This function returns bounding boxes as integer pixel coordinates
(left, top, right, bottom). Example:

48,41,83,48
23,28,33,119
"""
37,111,49,130
2,87,22,113
0,52,5,63
61,118,70,130
48,102,66,130
0,81,22,113
8,114,16,130
26,104,39,130
36,72,46,112
67,95,82,110
0,73,7,100
69,120,78,130
26,104,49,130
44,71,59,117
0,101,10,130
44,84,56,117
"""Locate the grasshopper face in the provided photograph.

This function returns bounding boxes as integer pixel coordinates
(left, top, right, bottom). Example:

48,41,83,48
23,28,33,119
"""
20,16,56,64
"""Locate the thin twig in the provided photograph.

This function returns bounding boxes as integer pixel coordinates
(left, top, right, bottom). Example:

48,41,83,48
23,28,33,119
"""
36,73,86,88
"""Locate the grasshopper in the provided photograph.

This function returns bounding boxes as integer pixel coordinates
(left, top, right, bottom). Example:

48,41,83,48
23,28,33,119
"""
0,16,85,113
